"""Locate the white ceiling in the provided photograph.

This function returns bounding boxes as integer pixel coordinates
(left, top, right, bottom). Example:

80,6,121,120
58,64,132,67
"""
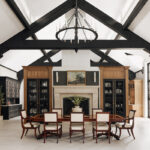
0,0,150,72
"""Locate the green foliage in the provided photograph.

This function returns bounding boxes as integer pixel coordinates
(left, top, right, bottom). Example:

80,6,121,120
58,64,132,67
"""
0,86,4,105
67,96,86,106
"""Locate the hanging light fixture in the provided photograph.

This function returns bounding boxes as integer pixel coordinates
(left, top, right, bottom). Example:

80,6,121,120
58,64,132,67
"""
55,0,98,52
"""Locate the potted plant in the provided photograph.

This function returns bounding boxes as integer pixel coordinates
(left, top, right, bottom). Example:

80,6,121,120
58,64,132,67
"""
0,86,4,120
68,96,86,112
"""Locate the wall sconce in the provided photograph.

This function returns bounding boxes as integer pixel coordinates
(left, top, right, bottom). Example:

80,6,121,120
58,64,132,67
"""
56,72,59,83
94,72,96,83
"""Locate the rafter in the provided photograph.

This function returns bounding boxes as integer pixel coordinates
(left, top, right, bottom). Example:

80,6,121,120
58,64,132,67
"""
78,0,150,53
5,0,53,63
1,40,148,50
90,49,136,80
100,0,148,62
17,50,61,81
0,0,75,55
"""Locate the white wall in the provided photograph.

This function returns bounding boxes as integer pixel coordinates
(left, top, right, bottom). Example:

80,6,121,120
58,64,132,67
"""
136,71,144,79
20,80,24,108
53,50,100,71
0,65,17,79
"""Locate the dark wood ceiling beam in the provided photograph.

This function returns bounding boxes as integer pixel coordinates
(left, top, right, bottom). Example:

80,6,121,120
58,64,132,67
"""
123,0,148,29
1,40,148,49
0,0,75,55
5,0,53,64
90,49,136,80
17,50,61,81
90,49,121,65
101,0,148,62
78,0,150,52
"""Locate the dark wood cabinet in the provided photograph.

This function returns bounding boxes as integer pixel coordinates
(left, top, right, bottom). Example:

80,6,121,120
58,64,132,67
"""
1,104,22,120
103,79,126,117
27,79,49,116
0,77,20,104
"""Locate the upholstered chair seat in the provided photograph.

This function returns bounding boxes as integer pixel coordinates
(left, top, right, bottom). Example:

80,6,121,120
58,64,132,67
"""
45,124,62,130
43,112,62,143
24,122,40,128
116,122,132,128
70,113,85,143
93,112,111,143
93,123,109,131
115,110,136,139
20,110,40,139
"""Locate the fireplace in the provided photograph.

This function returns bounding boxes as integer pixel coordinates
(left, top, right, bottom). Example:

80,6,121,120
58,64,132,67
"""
63,97,89,116
53,86,99,115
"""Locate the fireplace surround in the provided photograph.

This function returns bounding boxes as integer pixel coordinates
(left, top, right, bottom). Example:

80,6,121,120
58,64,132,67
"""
53,86,99,115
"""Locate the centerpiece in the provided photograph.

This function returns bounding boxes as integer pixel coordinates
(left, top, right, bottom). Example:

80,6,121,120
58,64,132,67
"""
67,96,86,112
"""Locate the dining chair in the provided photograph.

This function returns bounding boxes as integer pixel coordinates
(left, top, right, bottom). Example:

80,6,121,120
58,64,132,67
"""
92,108,103,118
20,110,40,139
43,112,62,143
52,108,62,117
70,112,85,143
93,112,111,143
115,110,136,139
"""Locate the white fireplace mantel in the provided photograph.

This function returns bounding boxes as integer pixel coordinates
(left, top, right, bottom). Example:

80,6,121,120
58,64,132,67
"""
53,86,99,115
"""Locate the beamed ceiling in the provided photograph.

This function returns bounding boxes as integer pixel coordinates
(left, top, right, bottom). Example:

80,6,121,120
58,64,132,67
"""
0,0,150,72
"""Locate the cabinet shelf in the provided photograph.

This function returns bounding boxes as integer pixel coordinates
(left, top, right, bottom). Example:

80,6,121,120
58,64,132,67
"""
27,79,49,116
103,79,125,117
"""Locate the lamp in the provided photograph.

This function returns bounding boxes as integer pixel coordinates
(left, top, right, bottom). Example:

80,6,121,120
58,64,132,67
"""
55,0,98,52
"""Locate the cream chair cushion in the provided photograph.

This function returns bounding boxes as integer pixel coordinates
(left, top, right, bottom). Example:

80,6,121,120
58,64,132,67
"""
24,122,40,128
93,109,103,118
45,124,61,130
94,123,109,130
97,114,109,122
71,124,84,130
44,113,57,122
21,110,27,118
71,113,83,122
116,122,132,128
52,109,62,117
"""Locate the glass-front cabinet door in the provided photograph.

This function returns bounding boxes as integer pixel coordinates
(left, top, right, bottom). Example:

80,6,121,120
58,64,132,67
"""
27,79,49,116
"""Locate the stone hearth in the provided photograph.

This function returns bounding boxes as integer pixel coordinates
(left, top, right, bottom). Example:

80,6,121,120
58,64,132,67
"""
53,86,99,115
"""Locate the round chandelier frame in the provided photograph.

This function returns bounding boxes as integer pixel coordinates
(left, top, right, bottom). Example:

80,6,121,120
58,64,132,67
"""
55,0,98,52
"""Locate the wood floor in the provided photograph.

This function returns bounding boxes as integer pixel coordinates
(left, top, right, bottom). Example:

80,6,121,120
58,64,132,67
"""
0,117,150,150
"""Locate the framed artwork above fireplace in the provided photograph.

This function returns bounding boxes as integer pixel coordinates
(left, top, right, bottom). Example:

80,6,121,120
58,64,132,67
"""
67,71,86,85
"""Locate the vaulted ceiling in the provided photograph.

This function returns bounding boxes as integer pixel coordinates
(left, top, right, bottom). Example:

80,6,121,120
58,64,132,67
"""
0,0,150,72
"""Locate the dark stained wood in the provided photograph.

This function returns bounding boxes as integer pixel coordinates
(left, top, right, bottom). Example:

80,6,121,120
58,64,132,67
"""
0,0,75,55
31,114,124,123
78,0,150,53
1,40,149,49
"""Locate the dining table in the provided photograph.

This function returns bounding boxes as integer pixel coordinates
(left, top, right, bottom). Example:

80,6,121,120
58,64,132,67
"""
31,114,125,140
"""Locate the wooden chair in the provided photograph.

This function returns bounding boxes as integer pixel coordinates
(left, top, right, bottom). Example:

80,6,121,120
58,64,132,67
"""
70,112,85,143
93,112,111,143
115,110,136,139
52,108,62,117
43,112,62,143
20,110,40,139
92,108,103,119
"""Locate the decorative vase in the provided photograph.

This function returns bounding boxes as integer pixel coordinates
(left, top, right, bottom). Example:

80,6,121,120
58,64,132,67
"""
72,106,82,112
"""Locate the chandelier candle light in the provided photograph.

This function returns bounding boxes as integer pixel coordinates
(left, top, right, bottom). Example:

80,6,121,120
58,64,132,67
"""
55,0,98,52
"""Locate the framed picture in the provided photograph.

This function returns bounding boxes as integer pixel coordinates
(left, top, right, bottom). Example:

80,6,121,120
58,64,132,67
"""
67,71,86,85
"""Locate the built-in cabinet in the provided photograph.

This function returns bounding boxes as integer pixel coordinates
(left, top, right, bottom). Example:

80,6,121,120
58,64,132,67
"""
129,80,143,117
23,66,52,116
27,79,49,116
103,79,125,116
100,66,129,117
0,77,20,104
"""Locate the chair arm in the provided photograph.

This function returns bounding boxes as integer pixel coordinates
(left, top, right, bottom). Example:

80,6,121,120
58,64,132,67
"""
26,117,34,128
